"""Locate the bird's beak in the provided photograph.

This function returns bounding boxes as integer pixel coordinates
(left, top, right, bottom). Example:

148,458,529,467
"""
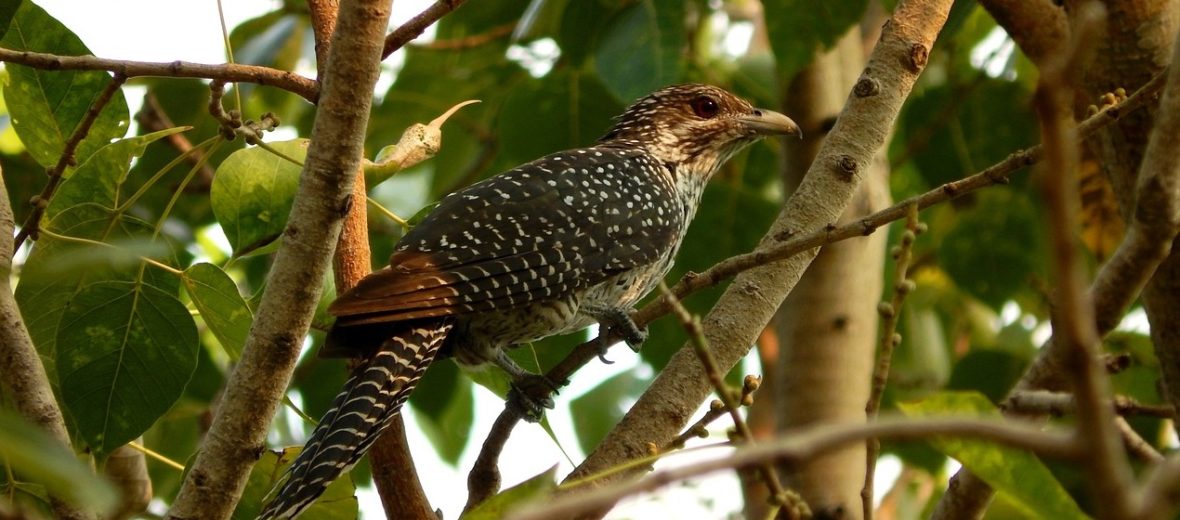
738,109,802,139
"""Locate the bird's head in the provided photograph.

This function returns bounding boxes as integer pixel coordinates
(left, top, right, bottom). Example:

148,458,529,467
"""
599,84,800,177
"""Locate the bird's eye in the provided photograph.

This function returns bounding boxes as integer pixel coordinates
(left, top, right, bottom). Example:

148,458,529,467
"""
690,95,720,119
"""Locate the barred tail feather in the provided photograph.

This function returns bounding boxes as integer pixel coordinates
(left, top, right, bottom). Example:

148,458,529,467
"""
258,319,454,519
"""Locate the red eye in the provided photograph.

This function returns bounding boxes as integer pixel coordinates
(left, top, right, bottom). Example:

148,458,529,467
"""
690,95,720,119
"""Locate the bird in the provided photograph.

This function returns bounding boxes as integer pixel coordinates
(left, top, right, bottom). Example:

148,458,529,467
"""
258,84,799,519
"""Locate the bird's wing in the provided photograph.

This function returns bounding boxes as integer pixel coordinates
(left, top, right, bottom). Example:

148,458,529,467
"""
329,147,683,325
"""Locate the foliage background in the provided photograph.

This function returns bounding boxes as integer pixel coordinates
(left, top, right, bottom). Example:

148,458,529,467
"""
0,0,1164,518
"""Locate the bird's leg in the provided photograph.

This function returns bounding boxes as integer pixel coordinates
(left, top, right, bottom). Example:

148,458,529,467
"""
494,350,562,422
581,304,648,353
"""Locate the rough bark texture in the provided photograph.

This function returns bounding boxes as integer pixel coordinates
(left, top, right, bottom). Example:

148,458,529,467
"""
165,1,393,517
774,28,889,520
565,0,952,513
0,171,91,520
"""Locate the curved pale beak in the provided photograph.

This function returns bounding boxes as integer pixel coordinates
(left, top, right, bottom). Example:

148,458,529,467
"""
739,109,802,139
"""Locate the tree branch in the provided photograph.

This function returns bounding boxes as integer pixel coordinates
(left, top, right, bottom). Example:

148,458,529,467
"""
977,0,1068,67
0,47,319,102
382,0,470,60
307,0,339,81
0,169,90,520
515,417,1080,520
12,74,126,252
165,0,393,517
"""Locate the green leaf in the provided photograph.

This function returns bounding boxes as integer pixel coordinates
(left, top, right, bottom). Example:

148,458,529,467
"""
460,466,556,520
593,0,685,102
183,263,253,360
210,139,309,256
0,1,129,168
46,127,190,221
570,370,646,453
905,81,1036,187
0,0,21,40
497,70,622,169
55,280,199,458
233,448,358,520
408,360,474,464
15,204,179,381
938,189,1045,309
0,410,119,514
763,0,869,79
898,391,1088,520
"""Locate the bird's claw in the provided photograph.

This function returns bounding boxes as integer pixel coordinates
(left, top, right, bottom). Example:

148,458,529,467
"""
507,374,561,422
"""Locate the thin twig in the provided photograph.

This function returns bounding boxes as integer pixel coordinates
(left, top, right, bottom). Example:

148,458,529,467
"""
13,73,126,252
1006,390,1175,418
660,283,797,519
1113,417,1164,464
382,0,470,59
509,417,1081,520
861,204,921,520
465,408,522,512
0,47,318,102
1034,5,1135,517
135,91,216,190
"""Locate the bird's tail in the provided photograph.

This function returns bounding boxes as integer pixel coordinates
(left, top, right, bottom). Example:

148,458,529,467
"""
258,319,454,519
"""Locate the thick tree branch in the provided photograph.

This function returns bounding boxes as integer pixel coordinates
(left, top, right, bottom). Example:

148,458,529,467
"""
515,417,1079,520
977,0,1068,67
165,1,393,518
565,0,954,510
0,48,318,102
0,169,90,520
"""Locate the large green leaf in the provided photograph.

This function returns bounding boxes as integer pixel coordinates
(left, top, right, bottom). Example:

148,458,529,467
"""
0,1,129,168
46,127,190,221
593,0,685,102
55,280,199,458
183,262,253,360
904,80,1036,188
763,0,869,79
233,448,357,520
460,466,555,520
898,392,1088,520
937,189,1045,309
15,204,179,380
0,410,119,514
210,139,309,256
497,70,622,168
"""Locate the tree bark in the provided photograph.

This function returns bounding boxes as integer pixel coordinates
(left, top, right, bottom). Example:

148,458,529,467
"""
166,0,393,517
0,169,91,520
773,27,890,520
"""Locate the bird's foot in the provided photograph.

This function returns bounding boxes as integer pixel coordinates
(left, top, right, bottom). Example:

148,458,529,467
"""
495,350,565,422
507,374,560,422
583,305,647,353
